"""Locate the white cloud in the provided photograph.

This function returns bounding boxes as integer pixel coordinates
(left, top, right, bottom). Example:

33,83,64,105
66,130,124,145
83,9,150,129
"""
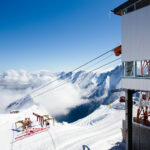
32,80,85,116
0,70,86,116
0,87,32,113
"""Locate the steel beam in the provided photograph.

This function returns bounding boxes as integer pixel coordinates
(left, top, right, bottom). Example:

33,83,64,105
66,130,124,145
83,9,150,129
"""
126,90,135,150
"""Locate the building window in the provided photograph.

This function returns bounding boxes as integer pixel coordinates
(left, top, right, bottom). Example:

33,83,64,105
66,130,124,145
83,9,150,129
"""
125,61,134,77
136,60,150,77
122,62,125,77
123,60,150,78
127,5,135,13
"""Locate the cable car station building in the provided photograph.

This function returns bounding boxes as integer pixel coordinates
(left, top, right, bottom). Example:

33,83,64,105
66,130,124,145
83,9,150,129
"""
112,0,150,150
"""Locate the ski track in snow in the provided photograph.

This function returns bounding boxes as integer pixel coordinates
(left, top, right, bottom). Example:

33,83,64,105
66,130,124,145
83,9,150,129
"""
0,101,125,150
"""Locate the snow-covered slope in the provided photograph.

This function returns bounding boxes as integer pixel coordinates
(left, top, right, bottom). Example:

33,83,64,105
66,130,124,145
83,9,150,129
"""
58,66,121,104
0,66,125,150
0,100,125,150
1,66,122,122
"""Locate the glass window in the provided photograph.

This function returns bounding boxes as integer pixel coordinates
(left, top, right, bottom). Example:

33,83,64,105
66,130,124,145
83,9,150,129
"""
136,60,150,77
136,61,141,76
122,62,125,77
127,5,135,13
125,61,134,77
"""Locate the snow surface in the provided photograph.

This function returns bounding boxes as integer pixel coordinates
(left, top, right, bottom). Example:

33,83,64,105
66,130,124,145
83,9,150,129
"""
0,66,125,150
2,66,122,123
0,100,125,150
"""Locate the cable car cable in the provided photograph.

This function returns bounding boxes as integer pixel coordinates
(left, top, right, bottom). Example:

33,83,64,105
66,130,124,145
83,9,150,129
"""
33,57,121,98
29,49,114,95
84,53,114,71
90,57,121,72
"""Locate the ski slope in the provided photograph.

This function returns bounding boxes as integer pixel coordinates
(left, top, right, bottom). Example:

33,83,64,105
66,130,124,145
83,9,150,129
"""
0,100,125,150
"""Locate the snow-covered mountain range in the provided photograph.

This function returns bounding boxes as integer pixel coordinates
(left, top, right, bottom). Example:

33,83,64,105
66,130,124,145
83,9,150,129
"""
0,66,122,122
0,66,126,150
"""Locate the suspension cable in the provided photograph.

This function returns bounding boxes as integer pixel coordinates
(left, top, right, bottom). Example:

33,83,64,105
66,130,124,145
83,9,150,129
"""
29,49,114,95
90,57,121,72
84,53,114,71
33,57,121,98
71,49,113,72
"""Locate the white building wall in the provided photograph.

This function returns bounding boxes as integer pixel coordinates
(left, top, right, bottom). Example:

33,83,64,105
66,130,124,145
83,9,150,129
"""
122,78,150,91
122,5,150,62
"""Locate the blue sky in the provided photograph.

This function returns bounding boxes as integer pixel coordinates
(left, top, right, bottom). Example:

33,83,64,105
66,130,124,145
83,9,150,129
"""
0,0,125,72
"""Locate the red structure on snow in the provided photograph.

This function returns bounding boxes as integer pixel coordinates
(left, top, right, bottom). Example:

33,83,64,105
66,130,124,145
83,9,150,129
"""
33,113,44,125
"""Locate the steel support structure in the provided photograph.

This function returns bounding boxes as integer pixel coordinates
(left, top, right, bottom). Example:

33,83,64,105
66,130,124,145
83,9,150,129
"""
125,90,135,150
140,60,150,76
